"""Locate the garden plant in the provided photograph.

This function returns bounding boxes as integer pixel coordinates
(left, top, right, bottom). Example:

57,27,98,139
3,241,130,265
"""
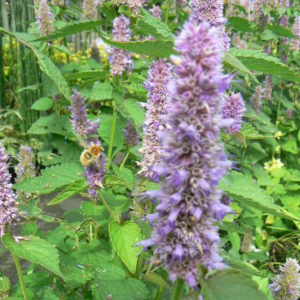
0,0,300,299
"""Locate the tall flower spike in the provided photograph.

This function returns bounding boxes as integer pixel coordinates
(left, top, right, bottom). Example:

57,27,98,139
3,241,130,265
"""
222,92,246,134
0,144,20,237
109,15,133,76
290,17,300,51
264,75,273,101
269,258,300,300
83,0,99,19
150,5,162,20
251,85,262,112
123,120,140,148
189,0,230,51
52,0,64,6
141,21,232,287
38,0,54,36
70,92,106,200
16,146,35,182
125,0,146,16
139,60,171,182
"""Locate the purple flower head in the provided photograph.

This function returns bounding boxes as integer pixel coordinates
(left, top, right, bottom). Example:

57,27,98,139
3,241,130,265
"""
16,146,35,182
189,0,229,51
269,258,300,300
139,60,171,182
150,5,162,20
83,0,99,19
71,92,89,139
70,92,106,200
126,0,146,16
109,15,133,76
38,0,54,36
251,85,262,112
51,0,64,6
142,21,232,287
0,144,20,237
176,0,187,8
290,17,300,51
123,120,140,148
222,92,246,134
263,75,273,101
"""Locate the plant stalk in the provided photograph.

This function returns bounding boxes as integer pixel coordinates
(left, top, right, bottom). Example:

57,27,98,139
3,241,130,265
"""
165,0,171,24
106,106,117,171
120,151,130,171
12,253,28,300
171,278,184,300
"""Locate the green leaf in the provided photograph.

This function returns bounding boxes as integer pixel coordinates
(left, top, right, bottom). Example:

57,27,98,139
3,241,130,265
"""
224,53,258,83
136,9,174,40
1,235,63,277
267,23,294,38
33,20,105,42
202,269,268,300
220,172,300,221
14,163,84,194
241,123,264,139
27,113,74,136
65,70,106,81
109,221,142,274
92,264,149,300
47,179,88,206
31,97,53,111
282,137,298,154
101,35,175,58
230,48,300,82
115,96,145,131
221,252,264,277
90,81,113,101
81,202,110,226
228,17,255,33
0,27,70,99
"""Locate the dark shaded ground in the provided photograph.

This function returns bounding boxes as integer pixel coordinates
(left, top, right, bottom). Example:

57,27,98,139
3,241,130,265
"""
0,194,84,284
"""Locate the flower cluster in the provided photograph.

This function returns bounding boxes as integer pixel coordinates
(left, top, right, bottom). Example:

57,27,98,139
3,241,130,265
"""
189,0,230,51
222,92,246,134
109,15,133,76
264,158,284,173
52,0,64,6
142,22,232,287
290,17,300,51
251,85,262,112
264,75,273,101
37,0,54,36
83,0,99,19
126,0,146,16
71,92,106,200
150,5,162,19
15,146,35,182
269,258,300,300
139,60,171,182
123,121,140,148
0,144,20,237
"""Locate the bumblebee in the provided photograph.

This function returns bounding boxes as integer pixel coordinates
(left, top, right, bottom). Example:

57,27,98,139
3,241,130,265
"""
80,144,103,167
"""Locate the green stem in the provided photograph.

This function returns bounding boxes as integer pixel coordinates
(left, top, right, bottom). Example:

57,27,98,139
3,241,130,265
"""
12,253,28,300
99,192,119,223
165,0,171,24
155,286,164,300
171,279,184,300
276,88,283,128
82,32,90,55
106,106,117,171
120,151,130,171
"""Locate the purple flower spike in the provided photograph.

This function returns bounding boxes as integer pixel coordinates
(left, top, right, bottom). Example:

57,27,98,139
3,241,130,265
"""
0,144,20,237
222,92,246,134
142,21,232,287
70,92,106,200
123,120,140,148
16,146,35,182
269,258,300,300
38,0,54,36
264,75,273,101
109,15,133,76
290,17,300,51
139,60,171,181
83,0,99,19
150,5,162,20
189,0,230,51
